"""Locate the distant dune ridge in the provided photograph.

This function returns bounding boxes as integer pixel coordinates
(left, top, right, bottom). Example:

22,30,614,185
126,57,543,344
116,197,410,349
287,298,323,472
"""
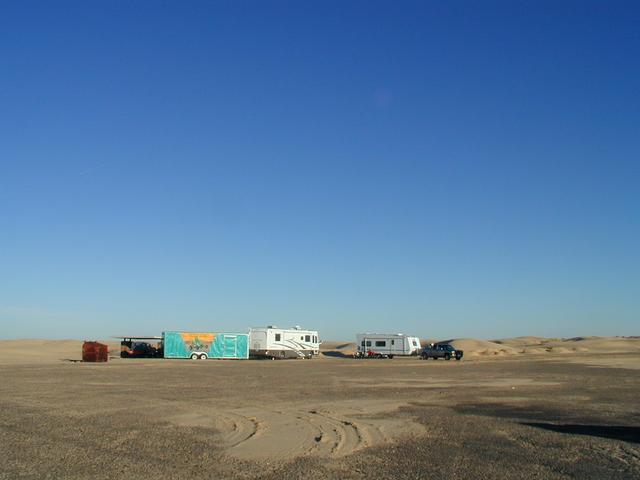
0,339,120,364
445,339,520,356
0,337,639,364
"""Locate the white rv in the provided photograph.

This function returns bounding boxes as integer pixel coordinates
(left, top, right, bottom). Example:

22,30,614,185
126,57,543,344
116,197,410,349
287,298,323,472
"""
355,333,421,358
249,326,320,359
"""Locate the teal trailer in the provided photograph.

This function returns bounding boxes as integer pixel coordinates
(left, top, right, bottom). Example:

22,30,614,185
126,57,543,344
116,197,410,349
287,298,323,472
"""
163,331,249,360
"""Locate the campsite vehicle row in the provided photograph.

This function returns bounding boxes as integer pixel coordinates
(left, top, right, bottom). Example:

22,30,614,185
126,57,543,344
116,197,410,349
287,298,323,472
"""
119,326,320,360
118,329,463,362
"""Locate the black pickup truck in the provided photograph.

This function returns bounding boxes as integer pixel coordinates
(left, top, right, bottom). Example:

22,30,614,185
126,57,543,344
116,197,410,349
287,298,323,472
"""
420,343,463,361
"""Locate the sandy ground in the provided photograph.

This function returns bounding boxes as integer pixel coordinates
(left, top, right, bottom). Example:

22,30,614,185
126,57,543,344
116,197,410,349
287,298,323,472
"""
0,338,639,479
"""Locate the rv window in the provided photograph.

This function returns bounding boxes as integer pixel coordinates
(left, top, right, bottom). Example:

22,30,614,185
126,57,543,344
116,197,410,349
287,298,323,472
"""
305,335,311,342
301,336,303,340
375,341,386,347
275,333,281,341
361,340,365,346
412,340,417,346
314,335,317,343
391,340,395,345
366,341,371,347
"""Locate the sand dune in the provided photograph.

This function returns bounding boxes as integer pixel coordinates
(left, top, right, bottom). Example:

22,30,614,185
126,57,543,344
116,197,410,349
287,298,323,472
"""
433,336,640,357
445,338,520,356
320,341,357,358
0,339,119,364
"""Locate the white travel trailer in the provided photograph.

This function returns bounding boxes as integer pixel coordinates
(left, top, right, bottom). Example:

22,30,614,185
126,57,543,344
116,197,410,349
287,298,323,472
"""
249,326,321,359
355,333,421,358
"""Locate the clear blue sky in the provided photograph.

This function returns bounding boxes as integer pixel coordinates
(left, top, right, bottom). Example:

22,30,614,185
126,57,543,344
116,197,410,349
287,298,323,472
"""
1,1,638,340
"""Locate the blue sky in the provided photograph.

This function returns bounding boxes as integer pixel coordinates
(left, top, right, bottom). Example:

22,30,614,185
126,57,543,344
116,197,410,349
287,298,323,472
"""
1,1,638,340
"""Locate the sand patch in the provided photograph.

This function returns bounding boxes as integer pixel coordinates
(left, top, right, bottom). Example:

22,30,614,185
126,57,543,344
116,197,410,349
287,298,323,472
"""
166,399,425,461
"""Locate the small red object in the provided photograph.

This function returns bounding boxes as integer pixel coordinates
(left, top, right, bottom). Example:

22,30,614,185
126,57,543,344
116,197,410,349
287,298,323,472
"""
82,341,109,362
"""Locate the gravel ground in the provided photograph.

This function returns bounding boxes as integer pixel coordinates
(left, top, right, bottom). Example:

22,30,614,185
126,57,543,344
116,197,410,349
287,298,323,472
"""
1,352,638,479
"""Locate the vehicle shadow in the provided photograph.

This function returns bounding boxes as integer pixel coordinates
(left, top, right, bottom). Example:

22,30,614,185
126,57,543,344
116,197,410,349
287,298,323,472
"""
321,351,353,358
452,403,640,444
522,422,640,444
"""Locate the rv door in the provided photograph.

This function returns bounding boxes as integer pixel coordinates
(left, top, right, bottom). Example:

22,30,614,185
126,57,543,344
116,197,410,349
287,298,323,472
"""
223,335,237,358
390,338,400,355
252,330,266,351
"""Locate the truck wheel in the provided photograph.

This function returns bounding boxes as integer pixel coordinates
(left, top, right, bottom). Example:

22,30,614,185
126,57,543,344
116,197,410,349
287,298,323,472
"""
444,354,451,360
190,353,199,360
456,356,461,361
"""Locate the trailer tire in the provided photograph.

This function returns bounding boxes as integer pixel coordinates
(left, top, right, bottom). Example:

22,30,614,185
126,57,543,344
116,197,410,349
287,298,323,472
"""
190,353,199,360
199,353,208,360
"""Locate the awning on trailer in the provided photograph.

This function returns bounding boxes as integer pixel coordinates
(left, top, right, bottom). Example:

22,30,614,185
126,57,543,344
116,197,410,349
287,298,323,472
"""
113,336,163,341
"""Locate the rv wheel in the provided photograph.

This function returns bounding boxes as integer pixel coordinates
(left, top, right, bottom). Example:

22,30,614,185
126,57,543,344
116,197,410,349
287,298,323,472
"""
190,353,199,360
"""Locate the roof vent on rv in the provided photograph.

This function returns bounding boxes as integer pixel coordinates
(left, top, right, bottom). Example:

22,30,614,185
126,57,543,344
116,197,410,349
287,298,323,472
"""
267,325,278,329
293,325,302,330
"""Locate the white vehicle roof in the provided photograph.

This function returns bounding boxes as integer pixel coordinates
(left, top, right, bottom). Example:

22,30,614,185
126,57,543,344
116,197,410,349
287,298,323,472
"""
356,333,417,337
251,326,318,333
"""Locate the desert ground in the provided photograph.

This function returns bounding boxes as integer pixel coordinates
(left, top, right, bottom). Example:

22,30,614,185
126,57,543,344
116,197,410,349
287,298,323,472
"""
0,337,639,479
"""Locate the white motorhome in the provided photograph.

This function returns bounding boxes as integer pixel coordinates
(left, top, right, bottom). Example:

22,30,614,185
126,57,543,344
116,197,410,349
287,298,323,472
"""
249,326,320,359
355,333,421,358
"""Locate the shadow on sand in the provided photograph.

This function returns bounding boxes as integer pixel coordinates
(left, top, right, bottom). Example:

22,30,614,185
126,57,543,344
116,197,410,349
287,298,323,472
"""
321,351,353,358
522,422,640,444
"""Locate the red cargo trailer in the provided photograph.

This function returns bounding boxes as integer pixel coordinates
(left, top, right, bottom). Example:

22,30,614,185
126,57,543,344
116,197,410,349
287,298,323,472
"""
82,341,109,362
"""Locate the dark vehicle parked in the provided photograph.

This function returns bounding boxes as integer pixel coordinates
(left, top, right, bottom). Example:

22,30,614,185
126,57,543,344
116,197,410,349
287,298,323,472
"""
120,340,163,358
353,349,392,359
421,343,463,361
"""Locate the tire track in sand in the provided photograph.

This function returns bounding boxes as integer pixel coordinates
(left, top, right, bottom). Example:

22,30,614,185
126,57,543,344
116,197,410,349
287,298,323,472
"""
203,401,424,461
